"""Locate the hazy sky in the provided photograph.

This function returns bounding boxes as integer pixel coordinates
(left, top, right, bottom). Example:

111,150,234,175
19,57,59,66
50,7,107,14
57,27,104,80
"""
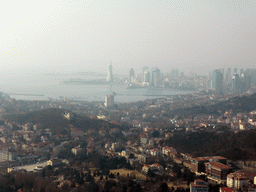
0,0,255,76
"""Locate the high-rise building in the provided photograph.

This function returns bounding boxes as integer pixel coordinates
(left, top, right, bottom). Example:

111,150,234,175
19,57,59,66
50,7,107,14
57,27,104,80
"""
104,92,116,107
240,73,251,92
142,66,149,83
234,68,237,74
143,68,150,83
106,62,114,83
240,68,244,77
225,68,232,85
211,69,223,92
232,73,240,93
129,68,135,83
151,67,161,86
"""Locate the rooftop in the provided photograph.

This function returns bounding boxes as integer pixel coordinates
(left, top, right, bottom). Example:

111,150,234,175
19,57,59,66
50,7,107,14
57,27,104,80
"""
207,161,233,170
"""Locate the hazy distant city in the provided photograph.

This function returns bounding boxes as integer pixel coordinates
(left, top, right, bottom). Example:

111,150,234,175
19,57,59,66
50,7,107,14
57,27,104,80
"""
0,0,256,191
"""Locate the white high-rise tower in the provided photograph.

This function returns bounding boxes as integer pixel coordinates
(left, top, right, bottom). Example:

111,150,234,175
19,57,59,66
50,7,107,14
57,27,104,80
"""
106,62,113,83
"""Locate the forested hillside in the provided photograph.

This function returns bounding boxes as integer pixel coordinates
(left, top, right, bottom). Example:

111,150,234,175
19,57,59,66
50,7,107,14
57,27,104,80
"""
167,130,256,160
166,93,256,117
2,108,121,134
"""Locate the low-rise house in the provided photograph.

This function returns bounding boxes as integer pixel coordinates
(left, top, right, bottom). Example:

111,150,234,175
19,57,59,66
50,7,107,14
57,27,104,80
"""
142,164,150,174
71,145,82,156
47,158,62,167
129,158,140,167
71,128,84,138
173,157,183,164
150,163,164,173
219,187,235,192
150,148,162,157
183,161,191,169
99,129,106,137
142,163,164,174
162,146,176,157
138,154,150,164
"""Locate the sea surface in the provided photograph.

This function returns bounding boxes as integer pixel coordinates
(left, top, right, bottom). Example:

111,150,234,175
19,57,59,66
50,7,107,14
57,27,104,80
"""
0,74,195,103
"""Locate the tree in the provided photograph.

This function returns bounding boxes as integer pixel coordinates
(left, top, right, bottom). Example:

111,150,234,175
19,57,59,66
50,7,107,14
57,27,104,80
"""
88,181,99,192
41,169,46,178
128,153,135,159
152,131,160,138
159,182,169,192
147,169,155,178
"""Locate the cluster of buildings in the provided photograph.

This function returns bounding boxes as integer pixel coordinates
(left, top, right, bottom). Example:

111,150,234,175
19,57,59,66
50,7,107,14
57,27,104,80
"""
190,169,256,192
127,66,207,90
210,68,256,93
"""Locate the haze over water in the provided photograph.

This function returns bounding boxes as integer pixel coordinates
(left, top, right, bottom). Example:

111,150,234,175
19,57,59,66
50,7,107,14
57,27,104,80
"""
0,74,193,102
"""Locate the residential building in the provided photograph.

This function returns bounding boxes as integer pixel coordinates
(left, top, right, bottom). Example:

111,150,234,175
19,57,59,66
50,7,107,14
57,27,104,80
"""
227,172,249,191
162,146,176,157
211,69,223,92
71,145,82,156
104,92,115,107
190,179,208,192
150,148,162,157
138,154,149,164
47,158,62,167
205,161,233,183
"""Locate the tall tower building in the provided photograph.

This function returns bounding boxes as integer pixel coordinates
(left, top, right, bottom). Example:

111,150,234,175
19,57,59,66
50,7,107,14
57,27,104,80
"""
143,69,150,83
211,69,223,92
106,62,114,83
240,68,244,77
240,73,251,92
151,67,161,86
232,73,240,93
142,66,149,82
129,68,135,83
225,68,231,84
104,92,116,107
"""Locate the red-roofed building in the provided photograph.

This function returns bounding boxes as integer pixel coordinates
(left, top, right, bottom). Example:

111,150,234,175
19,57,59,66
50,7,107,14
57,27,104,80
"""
162,146,176,157
142,164,151,174
71,145,82,156
150,148,162,157
191,156,228,173
220,187,235,192
190,179,208,192
191,157,210,173
151,163,164,172
227,172,249,191
71,128,84,138
205,161,233,183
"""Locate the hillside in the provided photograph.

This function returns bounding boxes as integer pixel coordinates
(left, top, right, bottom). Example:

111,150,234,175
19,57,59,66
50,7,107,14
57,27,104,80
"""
166,92,256,117
166,130,256,160
2,108,120,134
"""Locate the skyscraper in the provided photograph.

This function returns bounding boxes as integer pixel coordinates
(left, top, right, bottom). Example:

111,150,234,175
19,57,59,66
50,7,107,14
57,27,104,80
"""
232,73,240,93
129,68,135,83
225,68,232,85
143,69,150,83
211,69,223,92
104,92,116,107
106,62,113,83
142,66,150,84
151,67,161,86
